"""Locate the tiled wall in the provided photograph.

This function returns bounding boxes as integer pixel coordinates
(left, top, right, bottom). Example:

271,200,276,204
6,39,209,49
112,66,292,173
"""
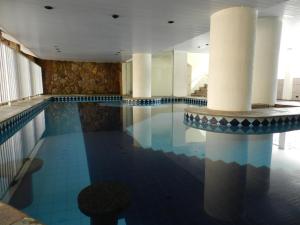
277,78,300,101
277,79,284,100
39,60,121,95
292,78,300,101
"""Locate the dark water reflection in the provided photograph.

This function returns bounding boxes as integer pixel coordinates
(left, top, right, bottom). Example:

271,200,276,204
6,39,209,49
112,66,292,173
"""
3,102,300,225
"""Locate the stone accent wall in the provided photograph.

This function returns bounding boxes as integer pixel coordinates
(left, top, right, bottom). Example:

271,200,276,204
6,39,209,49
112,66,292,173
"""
38,60,121,95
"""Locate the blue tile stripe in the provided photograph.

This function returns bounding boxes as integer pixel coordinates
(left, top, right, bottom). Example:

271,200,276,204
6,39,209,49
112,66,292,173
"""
0,96,207,142
52,95,208,106
123,97,207,106
52,95,122,102
0,100,51,144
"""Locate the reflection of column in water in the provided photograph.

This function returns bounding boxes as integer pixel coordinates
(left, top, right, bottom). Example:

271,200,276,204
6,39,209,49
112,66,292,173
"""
279,133,286,150
204,132,247,222
132,106,152,148
246,134,272,197
122,106,133,131
172,106,186,147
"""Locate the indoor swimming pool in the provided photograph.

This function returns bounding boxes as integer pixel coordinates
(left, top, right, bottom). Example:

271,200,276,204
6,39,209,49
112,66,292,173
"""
1,101,300,225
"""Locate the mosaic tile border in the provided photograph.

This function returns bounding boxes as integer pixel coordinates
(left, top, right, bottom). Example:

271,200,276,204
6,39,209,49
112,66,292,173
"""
51,95,208,105
0,100,51,144
184,111,300,133
123,97,207,106
0,96,205,142
0,96,207,140
51,95,208,106
184,120,300,134
52,95,122,102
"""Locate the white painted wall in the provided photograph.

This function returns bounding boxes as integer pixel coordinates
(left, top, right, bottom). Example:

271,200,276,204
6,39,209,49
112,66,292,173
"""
132,53,151,97
152,52,173,96
208,7,257,111
122,63,127,95
122,62,132,95
187,53,209,93
173,51,188,97
277,79,284,99
282,73,294,100
252,17,282,105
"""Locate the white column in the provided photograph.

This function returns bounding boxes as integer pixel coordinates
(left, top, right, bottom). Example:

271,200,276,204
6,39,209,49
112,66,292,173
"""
252,17,282,105
208,7,257,111
173,51,188,97
132,53,151,98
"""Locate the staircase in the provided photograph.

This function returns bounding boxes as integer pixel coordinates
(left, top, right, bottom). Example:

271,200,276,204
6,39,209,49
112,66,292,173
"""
191,84,207,97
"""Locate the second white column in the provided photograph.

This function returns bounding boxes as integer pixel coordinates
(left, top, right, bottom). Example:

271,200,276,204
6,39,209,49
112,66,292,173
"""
208,7,257,111
132,53,152,98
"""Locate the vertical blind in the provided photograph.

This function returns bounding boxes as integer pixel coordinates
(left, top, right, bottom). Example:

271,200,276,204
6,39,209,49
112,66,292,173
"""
0,43,43,104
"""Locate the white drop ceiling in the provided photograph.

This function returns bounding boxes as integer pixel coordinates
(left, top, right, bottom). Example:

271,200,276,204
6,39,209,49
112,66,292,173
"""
0,0,297,62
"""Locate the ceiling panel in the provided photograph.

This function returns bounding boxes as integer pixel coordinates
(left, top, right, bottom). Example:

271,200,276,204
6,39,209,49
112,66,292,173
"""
0,0,292,62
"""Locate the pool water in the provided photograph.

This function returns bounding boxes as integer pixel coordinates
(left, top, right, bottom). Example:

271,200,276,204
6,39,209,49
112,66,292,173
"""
1,102,300,225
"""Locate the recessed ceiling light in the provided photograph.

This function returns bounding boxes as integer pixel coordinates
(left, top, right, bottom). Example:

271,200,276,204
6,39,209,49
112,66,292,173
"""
44,6,54,10
168,21,175,24
112,14,120,19
198,46,201,48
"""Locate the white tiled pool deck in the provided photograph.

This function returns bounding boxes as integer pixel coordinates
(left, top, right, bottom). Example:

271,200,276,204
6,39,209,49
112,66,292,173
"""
0,96,52,124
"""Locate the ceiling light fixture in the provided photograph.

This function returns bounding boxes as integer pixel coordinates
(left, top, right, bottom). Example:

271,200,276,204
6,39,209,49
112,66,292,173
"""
168,21,175,24
112,14,120,19
44,6,54,10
